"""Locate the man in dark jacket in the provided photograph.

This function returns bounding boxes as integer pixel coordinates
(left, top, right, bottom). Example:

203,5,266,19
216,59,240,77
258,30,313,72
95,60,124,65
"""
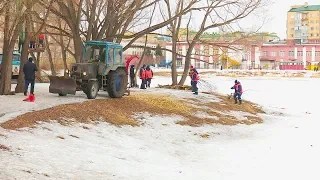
231,80,243,104
129,65,135,88
23,57,38,96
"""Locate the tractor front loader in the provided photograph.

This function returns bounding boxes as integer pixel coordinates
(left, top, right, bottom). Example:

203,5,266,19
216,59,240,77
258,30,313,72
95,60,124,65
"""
49,41,128,99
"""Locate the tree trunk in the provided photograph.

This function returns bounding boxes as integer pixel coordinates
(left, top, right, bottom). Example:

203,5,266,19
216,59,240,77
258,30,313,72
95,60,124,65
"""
178,42,196,85
0,7,13,95
0,44,13,95
31,52,42,82
62,47,68,77
73,35,83,63
171,39,178,85
45,36,56,76
60,36,68,77
15,22,30,93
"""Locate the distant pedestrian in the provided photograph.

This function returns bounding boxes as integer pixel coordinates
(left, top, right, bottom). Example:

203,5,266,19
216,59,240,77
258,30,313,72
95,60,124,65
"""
23,57,38,96
129,65,135,88
145,65,153,88
29,33,35,49
139,64,147,89
231,80,243,104
38,34,45,48
191,68,199,95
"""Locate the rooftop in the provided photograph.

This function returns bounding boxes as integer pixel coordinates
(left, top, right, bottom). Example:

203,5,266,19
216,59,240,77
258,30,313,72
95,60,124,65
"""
289,5,320,12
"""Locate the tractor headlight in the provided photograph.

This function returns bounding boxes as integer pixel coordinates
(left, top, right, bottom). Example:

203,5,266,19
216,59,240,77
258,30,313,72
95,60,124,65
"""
65,69,70,74
83,72,87,76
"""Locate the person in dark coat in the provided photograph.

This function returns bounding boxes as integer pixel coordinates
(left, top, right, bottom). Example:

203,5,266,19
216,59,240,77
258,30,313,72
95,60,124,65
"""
23,57,38,96
145,65,153,88
129,65,135,88
139,64,147,89
231,80,243,104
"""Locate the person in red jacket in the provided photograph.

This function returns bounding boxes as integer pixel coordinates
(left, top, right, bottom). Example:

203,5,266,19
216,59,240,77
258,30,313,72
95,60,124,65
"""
29,33,35,49
38,34,45,48
191,68,199,95
139,64,147,89
231,80,243,104
145,65,153,88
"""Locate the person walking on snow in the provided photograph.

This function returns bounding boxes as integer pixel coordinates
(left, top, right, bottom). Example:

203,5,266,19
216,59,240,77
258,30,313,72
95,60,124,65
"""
23,57,38,96
139,64,147,89
191,68,199,95
231,80,243,104
145,65,153,88
129,65,135,88
189,66,198,92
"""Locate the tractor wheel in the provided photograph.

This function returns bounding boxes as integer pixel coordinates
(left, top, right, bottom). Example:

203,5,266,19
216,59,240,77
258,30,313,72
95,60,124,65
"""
86,80,99,99
107,68,128,98
58,93,67,96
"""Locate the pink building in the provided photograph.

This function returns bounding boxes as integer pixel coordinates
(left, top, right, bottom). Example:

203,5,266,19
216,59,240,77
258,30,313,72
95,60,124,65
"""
165,41,249,69
250,41,320,70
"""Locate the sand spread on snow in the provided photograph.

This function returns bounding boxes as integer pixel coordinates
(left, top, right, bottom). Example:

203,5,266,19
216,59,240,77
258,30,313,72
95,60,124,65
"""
1,92,264,130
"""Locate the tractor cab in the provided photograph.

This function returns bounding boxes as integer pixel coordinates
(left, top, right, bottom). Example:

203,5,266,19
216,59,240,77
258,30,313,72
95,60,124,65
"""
82,41,124,66
49,41,128,99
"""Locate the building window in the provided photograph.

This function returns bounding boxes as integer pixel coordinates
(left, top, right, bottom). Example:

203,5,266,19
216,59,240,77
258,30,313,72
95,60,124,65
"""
289,51,294,56
177,59,182,66
291,28,294,31
317,34,319,37
310,14,313,17
297,51,303,56
311,27,314,30
315,51,320,57
307,51,311,56
317,20,319,23
291,34,294,37
204,62,209,69
310,20,314,24
271,51,277,56
279,51,285,57
262,51,268,56
311,34,313,37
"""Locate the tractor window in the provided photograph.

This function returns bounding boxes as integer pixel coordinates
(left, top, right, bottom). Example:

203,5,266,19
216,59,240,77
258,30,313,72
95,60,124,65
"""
114,48,122,65
108,48,114,65
83,44,106,63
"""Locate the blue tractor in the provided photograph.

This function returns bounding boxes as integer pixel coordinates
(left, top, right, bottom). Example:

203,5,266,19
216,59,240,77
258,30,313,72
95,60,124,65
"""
49,41,128,99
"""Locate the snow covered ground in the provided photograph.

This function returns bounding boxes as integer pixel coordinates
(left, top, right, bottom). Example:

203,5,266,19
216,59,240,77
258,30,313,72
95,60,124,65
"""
1,76,320,180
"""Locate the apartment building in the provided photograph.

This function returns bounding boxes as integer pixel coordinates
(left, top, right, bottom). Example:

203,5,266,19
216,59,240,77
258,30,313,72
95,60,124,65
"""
287,3,320,43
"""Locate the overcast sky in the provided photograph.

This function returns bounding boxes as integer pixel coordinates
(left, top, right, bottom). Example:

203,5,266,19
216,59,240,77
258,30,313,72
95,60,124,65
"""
254,0,319,39
148,0,320,39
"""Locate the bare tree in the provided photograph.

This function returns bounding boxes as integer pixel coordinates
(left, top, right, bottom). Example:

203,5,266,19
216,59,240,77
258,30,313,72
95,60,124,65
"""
160,0,184,85
178,0,263,85
38,0,200,64
0,0,28,95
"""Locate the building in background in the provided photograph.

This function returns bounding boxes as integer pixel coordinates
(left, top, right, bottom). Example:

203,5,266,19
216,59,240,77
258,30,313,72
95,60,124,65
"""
250,40,320,70
287,3,320,44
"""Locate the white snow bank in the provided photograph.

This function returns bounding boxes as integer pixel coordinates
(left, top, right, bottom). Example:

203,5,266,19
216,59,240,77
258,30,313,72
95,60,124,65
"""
1,76,320,180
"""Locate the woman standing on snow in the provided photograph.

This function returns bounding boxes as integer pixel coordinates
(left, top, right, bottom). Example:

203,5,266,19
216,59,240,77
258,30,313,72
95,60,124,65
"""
145,65,153,88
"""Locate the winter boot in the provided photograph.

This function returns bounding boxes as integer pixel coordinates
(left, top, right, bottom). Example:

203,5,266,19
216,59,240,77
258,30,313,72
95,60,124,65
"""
193,92,198,95
239,100,242,105
234,98,238,104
